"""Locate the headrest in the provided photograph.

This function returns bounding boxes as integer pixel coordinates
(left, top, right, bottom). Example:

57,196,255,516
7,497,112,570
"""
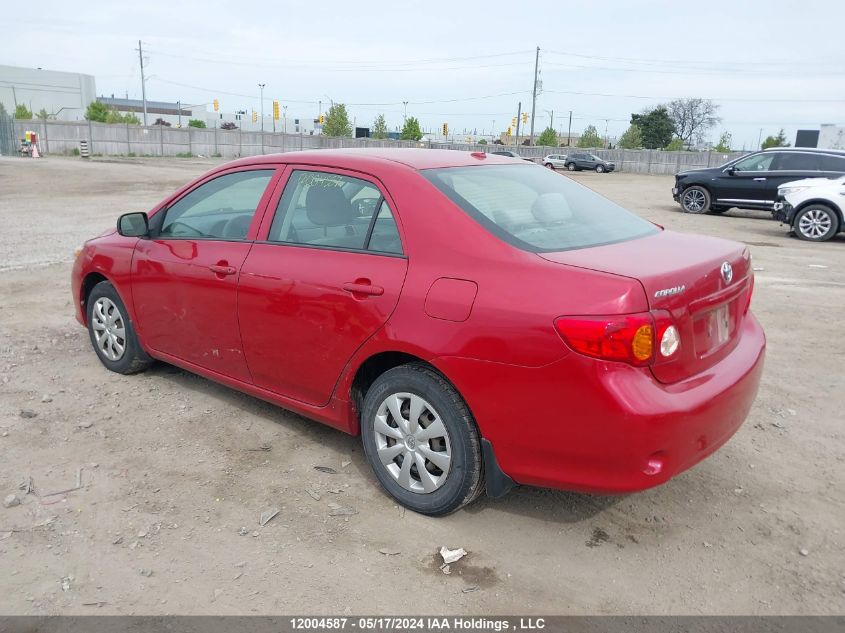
531,192,572,223
306,186,357,227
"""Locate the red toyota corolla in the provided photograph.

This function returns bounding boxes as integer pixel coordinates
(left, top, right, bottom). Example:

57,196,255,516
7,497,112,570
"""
72,149,765,515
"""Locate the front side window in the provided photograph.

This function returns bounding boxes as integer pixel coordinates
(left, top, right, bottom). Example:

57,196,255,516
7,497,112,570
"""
268,170,402,253
424,164,657,252
159,170,274,239
733,153,776,172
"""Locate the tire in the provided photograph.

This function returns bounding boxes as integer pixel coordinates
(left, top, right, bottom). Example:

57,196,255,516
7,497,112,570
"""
360,363,484,516
86,281,153,374
545,163,555,170
566,163,577,171
595,164,605,173
680,185,710,214
793,204,840,242
708,206,728,215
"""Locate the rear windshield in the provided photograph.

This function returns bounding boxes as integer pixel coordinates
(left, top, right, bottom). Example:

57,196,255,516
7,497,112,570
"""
423,164,657,252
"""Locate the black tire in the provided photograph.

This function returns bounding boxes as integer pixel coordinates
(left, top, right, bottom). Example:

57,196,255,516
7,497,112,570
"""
708,206,728,214
360,364,484,516
545,163,555,170
86,281,153,374
595,164,605,173
680,185,711,214
566,162,577,171
793,204,840,242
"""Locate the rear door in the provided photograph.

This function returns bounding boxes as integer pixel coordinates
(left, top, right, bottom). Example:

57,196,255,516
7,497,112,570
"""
238,167,408,406
131,167,279,382
767,152,827,200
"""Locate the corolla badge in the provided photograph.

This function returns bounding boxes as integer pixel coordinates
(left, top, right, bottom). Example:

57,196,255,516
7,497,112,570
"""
721,261,733,284
654,285,686,298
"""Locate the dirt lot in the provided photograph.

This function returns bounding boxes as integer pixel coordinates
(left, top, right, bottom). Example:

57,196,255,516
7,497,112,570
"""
0,156,843,615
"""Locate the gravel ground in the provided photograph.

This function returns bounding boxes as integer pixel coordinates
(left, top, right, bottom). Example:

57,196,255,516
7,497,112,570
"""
0,155,843,615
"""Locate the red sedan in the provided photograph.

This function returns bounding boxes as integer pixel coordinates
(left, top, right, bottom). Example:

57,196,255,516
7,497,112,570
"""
72,149,765,515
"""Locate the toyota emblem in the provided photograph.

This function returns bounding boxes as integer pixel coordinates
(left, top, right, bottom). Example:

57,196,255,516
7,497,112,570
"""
720,261,733,284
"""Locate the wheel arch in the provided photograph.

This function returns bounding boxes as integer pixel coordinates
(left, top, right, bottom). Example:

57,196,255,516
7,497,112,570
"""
793,198,844,227
79,272,110,325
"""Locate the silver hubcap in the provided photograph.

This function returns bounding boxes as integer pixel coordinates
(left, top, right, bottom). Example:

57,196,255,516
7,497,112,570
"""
682,188,706,212
374,393,452,494
91,297,126,361
798,209,832,239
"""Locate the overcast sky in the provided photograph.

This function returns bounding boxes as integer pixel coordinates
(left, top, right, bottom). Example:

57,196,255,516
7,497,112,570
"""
4,0,844,148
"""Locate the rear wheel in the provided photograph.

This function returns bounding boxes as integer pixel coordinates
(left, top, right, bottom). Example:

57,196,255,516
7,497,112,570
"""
793,204,839,242
680,186,710,214
360,364,484,516
86,281,152,374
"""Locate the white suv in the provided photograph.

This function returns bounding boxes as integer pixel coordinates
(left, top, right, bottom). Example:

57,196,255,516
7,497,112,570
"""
543,154,568,170
773,175,845,242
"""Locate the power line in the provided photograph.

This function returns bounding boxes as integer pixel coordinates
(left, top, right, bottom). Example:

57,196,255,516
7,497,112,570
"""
543,88,844,103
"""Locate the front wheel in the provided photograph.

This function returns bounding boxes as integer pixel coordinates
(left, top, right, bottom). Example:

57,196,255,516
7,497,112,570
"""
86,281,152,374
545,163,555,170
360,364,484,516
793,205,839,242
566,163,576,171
680,185,710,214
595,164,605,173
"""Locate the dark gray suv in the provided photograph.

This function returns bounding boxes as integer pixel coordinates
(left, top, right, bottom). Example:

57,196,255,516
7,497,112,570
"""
564,153,615,173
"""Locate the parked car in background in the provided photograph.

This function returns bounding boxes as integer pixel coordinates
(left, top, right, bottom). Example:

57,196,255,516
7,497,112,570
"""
564,153,615,173
773,175,845,242
491,150,535,162
673,148,845,214
543,154,568,170
72,149,764,516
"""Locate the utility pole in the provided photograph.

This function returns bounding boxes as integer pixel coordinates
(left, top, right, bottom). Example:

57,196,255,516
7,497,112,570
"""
515,101,522,147
567,110,573,147
757,128,763,149
258,83,265,133
529,46,540,145
403,101,408,122
177,100,181,128
283,105,288,134
137,40,148,126
604,119,609,148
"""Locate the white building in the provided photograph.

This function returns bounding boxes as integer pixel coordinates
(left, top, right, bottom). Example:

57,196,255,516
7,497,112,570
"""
0,64,96,120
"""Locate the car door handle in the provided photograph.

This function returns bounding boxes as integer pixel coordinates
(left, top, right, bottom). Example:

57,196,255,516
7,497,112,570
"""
342,282,384,297
209,264,237,276
753,177,767,181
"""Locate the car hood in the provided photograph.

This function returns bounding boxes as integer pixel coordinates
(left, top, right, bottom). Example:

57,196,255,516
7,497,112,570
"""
779,176,840,189
675,167,717,177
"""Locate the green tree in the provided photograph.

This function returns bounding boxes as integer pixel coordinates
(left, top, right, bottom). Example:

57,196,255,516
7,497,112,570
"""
761,128,790,149
631,106,675,149
577,125,602,148
712,131,732,153
665,138,684,151
400,116,423,141
188,119,207,128
85,101,110,122
477,138,487,145
14,104,32,119
371,114,388,139
322,103,352,137
105,109,140,124
536,127,557,147
617,124,643,149
36,108,50,120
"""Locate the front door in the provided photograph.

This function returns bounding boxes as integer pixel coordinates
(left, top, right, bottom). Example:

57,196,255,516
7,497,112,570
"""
131,167,278,382
238,167,408,406
714,152,776,206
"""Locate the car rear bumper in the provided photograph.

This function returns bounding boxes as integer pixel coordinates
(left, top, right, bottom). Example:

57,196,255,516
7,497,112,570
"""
434,312,765,494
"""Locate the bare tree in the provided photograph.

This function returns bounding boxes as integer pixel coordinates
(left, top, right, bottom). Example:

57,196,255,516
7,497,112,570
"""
666,98,720,149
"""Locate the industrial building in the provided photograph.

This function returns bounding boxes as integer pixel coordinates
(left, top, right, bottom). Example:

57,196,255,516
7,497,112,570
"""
0,64,96,121
795,124,845,150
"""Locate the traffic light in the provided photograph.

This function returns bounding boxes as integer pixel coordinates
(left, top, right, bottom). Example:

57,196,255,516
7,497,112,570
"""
319,114,325,125
522,112,529,124
252,110,258,123
213,99,219,112
273,100,280,121
511,117,516,127
442,123,448,136
507,127,512,136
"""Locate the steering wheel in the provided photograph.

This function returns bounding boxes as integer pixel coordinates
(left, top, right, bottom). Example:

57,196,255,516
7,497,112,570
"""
164,221,207,238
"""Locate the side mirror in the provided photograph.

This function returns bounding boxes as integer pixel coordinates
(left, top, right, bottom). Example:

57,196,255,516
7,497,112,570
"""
726,166,737,175
117,212,149,237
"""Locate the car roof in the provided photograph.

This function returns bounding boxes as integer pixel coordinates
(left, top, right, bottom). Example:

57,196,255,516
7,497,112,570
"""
761,147,845,155
223,148,521,171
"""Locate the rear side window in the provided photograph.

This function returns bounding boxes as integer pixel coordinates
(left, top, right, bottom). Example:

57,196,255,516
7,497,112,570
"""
268,170,403,254
820,155,845,171
424,164,657,252
777,153,822,171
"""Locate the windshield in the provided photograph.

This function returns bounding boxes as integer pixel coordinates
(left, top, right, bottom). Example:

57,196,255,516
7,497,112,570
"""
423,164,658,252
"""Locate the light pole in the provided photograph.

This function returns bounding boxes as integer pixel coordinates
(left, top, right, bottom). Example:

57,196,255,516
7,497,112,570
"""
258,83,265,132
604,119,609,148
177,100,182,128
283,105,288,134
403,101,408,122
491,120,495,142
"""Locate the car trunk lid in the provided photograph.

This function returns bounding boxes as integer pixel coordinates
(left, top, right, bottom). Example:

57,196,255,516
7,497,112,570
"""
539,230,752,383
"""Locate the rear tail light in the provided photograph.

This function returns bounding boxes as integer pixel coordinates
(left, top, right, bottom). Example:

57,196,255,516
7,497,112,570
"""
744,274,755,315
554,311,678,367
